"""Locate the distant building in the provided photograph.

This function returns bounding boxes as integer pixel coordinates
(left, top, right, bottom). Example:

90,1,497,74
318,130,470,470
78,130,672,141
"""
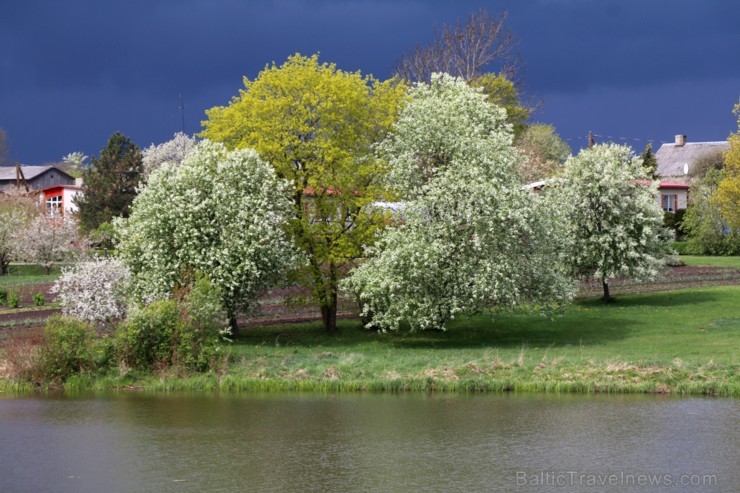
0,165,76,193
656,182,689,213
523,177,688,214
655,135,728,185
38,185,83,218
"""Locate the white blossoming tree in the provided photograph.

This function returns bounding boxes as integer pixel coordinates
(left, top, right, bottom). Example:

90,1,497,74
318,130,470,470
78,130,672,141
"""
62,151,89,169
51,258,131,324
555,143,672,301
343,74,576,331
20,216,80,274
141,132,197,180
115,140,297,335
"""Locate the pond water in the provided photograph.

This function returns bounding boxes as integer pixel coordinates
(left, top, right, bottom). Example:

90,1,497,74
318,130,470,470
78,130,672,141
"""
0,393,737,493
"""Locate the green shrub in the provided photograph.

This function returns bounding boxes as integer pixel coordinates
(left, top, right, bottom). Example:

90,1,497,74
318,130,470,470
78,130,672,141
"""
33,292,45,307
663,209,687,240
7,288,20,308
0,287,7,306
116,300,179,371
38,316,98,383
175,276,228,371
115,278,227,373
672,241,701,255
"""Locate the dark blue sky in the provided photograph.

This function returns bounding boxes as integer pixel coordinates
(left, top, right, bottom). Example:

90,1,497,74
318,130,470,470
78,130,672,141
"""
1,0,739,164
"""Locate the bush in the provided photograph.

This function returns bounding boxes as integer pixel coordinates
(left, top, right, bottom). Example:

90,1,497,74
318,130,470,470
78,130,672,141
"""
3,330,43,381
115,300,179,371
51,258,130,325
7,288,20,308
0,287,6,306
33,291,45,306
37,316,98,383
663,209,687,240
672,241,702,255
115,278,227,373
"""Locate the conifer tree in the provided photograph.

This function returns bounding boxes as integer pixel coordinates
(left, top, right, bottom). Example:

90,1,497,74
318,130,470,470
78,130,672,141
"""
641,143,658,179
76,132,143,232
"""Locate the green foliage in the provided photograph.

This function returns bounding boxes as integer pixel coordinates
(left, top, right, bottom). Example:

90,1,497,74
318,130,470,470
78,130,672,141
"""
682,168,740,255
470,73,530,136
76,132,143,232
116,300,179,370
672,242,697,255
116,285,226,373
202,53,408,333
663,209,686,239
33,291,45,306
7,288,20,308
514,123,571,182
38,316,98,383
713,104,740,228
0,287,6,305
640,143,658,179
182,275,228,332
88,222,116,251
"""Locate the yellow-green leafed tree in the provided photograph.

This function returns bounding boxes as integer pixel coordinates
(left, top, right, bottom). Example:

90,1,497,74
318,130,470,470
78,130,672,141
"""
713,105,740,228
201,54,407,333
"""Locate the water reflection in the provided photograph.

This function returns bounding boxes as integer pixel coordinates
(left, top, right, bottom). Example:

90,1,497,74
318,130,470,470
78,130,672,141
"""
0,393,737,492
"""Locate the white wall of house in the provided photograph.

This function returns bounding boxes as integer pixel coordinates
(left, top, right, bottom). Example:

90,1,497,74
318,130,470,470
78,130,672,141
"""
62,188,81,214
658,188,688,213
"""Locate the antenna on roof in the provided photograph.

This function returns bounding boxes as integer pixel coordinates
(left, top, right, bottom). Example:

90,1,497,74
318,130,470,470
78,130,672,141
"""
178,94,186,134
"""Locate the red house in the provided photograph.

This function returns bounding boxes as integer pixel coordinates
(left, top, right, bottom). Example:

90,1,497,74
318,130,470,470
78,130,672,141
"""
38,185,83,218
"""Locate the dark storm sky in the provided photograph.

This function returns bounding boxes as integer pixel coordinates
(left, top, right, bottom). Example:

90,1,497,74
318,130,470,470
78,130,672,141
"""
1,0,739,164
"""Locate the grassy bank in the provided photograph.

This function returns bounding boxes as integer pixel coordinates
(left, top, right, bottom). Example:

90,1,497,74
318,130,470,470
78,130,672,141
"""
680,256,740,268
5,285,737,396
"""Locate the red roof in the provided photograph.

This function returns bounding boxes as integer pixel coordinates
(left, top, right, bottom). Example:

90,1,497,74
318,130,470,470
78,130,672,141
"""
658,182,690,190
635,180,690,190
40,185,82,193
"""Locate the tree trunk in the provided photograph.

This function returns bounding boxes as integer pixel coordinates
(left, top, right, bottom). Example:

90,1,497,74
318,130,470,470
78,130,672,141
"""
320,292,338,334
602,277,611,303
0,261,8,276
228,310,240,338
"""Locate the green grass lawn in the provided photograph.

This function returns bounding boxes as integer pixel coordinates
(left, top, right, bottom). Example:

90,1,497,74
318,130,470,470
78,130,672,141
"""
0,264,64,287
4,267,738,395
680,256,740,268
101,285,738,396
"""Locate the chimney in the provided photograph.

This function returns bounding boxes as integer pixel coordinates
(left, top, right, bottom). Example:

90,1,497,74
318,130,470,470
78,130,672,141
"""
675,134,687,146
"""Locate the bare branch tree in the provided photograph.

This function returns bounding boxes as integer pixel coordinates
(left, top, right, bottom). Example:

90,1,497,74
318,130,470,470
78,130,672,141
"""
395,9,518,83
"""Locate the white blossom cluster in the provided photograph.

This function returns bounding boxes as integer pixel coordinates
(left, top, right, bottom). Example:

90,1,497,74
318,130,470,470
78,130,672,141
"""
51,258,131,323
379,73,515,198
141,132,197,180
62,151,89,168
0,207,27,269
18,216,79,272
555,143,671,283
116,140,297,316
344,74,576,331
